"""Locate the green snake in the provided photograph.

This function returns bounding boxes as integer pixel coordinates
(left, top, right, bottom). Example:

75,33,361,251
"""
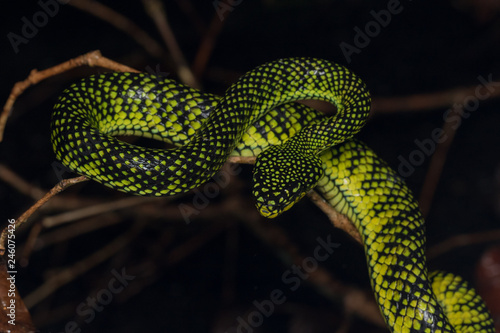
51,58,495,332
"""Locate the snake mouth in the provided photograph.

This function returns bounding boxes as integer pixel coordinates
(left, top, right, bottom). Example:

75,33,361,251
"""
256,203,282,218
255,191,307,219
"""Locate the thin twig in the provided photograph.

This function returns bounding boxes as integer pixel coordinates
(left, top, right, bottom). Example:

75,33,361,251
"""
427,229,500,260
21,222,43,264
372,79,500,113
0,176,88,255
114,222,228,301
238,202,385,327
418,106,462,217
28,216,120,255
42,196,163,228
21,196,169,261
192,1,231,78
0,50,138,141
23,220,145,308
174,0,206,35
69,0,164,58
0,163,45,200
142,0,200,88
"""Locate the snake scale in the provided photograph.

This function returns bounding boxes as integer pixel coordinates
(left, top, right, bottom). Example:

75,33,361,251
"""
51,58,495,332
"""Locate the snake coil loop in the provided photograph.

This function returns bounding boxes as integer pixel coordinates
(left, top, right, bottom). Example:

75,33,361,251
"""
51,58,495,332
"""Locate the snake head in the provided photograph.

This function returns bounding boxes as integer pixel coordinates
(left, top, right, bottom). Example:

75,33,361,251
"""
252,145,323,218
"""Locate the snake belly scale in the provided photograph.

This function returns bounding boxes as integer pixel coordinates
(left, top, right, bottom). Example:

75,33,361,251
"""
50,58,495,332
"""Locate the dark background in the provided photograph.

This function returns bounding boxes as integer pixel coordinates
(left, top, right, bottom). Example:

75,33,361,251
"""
1,0,500,332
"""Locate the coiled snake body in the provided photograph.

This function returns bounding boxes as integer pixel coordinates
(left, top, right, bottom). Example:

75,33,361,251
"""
51,58,495,332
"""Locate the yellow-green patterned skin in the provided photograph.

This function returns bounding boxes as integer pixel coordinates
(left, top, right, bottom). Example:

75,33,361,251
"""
318,141,494,332
430,271,494,331
52,58,370,204
50,58,495,332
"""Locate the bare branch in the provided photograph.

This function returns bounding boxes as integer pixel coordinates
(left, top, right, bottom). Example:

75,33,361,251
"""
0,50,138,141
41,196,163,229
239,202,384,327
69,0,164,58
0,163,45,200
427,229,500,260
142,0,200,88
192,1,232,78
372,80,500,113
23,220,145,308
0,176,88,255
418,105,462,217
